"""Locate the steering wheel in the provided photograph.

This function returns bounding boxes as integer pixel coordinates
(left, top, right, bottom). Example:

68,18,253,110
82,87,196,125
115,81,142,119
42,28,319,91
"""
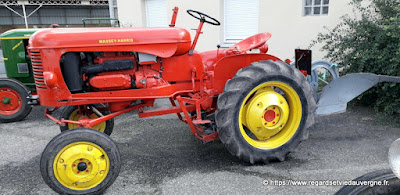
187,10,220,26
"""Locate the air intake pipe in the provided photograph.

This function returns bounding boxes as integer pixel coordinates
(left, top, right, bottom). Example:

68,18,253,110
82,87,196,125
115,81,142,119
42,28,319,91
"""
61,52,83,93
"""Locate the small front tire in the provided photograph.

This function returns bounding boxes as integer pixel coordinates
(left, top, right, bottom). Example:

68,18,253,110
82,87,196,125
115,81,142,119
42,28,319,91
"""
40,128,121,195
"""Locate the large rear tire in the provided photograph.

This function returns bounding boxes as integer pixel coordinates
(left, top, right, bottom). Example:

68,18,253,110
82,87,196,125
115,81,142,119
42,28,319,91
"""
0,78,32,123
215,60,315,164
40,128,121,194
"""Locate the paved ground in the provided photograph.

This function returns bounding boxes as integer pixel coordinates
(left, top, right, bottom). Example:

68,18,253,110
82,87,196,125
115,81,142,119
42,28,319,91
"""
0,102,399,195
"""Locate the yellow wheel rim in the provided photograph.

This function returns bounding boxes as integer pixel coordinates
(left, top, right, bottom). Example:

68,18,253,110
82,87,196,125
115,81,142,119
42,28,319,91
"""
239,81,302,149
53,142,110,191
68,109,106,132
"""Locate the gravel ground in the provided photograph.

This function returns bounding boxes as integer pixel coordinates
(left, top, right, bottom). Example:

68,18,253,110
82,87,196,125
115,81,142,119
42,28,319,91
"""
0,101,399,195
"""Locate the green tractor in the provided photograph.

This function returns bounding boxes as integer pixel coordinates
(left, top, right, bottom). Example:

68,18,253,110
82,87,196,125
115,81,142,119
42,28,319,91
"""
0,29,40,122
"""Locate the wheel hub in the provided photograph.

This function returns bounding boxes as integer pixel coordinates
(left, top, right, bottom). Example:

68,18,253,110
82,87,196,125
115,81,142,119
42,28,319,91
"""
242,90,289,140
2,97,11,105
263,109,276,122
53,142,109,190
77,162,87,171
0,88,22,113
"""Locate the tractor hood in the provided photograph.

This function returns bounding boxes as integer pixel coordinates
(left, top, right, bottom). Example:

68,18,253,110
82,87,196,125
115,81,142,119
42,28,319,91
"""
28,27,192,58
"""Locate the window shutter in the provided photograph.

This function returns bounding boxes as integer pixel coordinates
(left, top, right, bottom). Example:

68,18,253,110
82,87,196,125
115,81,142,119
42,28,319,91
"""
145,0,167,27
224,0,259,43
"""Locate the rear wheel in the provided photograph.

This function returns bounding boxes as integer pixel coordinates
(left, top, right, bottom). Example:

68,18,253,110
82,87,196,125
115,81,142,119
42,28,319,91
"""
0,78,32,123
216,60,316,163
40,128,121,195
60,105,114,135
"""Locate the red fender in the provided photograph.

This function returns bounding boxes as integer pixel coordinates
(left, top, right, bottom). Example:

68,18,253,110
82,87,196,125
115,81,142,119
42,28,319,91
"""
213,53,282,93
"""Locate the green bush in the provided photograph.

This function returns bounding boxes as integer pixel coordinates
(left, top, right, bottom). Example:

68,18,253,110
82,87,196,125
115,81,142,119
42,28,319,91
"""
317,0,400,114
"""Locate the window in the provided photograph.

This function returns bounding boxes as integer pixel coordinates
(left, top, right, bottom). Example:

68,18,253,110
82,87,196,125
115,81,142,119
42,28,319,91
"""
224,0,259,43
304,0,329,16
145,0,167,27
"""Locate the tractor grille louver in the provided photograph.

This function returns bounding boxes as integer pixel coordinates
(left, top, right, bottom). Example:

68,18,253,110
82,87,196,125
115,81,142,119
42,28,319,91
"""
30,51,46,89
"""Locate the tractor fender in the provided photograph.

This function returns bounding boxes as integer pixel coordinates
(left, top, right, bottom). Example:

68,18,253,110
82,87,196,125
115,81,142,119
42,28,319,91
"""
213,53,281,93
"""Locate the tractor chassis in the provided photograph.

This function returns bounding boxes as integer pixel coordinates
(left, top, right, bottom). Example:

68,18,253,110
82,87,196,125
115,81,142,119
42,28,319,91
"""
44,71,219,142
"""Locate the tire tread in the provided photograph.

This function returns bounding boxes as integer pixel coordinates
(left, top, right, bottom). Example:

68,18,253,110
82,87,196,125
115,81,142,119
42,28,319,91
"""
215,60,316,163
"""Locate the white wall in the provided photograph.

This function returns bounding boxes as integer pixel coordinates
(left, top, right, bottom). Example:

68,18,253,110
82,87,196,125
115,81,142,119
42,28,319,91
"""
117,0,222,51
117,0,354,60
259,0,354,60
117,0,146,27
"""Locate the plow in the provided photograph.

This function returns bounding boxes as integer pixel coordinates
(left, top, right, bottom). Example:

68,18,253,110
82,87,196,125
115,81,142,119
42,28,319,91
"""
0,6,399,194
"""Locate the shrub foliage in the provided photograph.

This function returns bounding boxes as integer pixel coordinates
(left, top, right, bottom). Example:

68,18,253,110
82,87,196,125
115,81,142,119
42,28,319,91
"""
317,0,400,114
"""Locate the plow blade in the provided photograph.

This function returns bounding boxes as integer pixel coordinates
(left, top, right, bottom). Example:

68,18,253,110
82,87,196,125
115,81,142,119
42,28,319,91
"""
315,73,400,115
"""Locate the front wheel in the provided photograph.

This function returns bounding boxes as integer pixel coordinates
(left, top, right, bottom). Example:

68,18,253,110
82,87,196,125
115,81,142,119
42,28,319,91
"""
0,78,32,123
40,128,121,194
216,60,316,164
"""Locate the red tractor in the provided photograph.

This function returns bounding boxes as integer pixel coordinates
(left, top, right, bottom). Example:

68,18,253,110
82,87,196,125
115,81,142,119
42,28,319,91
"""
29,8,315,194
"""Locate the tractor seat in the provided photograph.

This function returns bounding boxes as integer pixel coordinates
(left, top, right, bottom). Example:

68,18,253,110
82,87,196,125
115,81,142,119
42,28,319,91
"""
225,32,272,54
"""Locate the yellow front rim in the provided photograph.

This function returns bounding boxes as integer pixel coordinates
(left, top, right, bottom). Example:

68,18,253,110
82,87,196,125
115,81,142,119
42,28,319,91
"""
239,81,302,149
68,109,106,132
53,142,110,191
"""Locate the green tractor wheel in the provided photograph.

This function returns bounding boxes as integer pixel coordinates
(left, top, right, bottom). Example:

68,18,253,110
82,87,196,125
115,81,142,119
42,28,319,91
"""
60,105,114,136
40,128,121,194
0,78,32,123
216,60,316,164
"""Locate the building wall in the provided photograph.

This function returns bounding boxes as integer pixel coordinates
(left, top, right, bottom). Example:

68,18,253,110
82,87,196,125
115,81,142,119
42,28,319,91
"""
118,0,355,60
259,0,354,60
0,5,110,28
0,2,112,74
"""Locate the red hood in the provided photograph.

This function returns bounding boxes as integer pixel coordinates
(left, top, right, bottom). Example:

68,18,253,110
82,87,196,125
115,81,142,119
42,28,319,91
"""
29,27,192,57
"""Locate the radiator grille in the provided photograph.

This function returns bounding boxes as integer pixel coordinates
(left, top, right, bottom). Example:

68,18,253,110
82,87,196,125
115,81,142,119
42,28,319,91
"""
30,50,46,89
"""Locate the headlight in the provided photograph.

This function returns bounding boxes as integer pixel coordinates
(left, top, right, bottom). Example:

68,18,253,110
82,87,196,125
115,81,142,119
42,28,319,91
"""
388,138,400,179
43,71,58,88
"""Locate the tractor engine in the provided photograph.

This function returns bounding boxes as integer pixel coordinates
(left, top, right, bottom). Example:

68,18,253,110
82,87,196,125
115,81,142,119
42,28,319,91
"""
60,52,167,93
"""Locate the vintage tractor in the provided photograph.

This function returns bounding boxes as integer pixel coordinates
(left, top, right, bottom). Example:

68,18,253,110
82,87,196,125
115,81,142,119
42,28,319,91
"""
29,8,315,194
26,6,400,194
0,29,40,122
